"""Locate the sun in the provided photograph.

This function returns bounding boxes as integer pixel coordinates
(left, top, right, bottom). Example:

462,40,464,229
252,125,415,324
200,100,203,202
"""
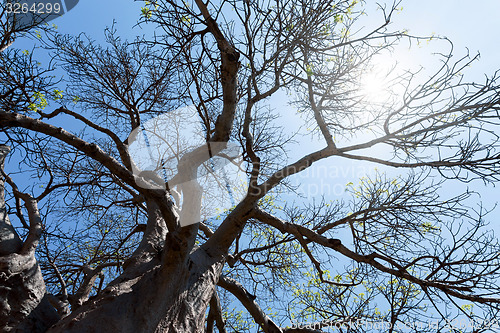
359,69,392,106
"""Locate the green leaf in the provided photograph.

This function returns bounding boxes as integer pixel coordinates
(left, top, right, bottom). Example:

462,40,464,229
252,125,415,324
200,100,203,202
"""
53,89,64,101
305,64,314,76
141,7,152,19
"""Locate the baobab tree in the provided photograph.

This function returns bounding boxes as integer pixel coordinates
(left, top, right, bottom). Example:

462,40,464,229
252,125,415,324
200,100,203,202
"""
1,0,500,332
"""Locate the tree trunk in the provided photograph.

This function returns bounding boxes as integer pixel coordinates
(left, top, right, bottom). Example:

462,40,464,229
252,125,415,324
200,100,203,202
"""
47,247,223,333
0,145,60,332
1,144,225,332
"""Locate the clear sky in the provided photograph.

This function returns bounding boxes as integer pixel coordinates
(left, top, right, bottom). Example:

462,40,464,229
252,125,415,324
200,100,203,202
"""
395,1,500,78
397,0,500,215
21,0,500,64
11,0,500,211
16,0,500,80
6,0,500,326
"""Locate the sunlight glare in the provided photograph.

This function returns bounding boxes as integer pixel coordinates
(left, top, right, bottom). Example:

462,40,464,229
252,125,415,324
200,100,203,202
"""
360,69,391,106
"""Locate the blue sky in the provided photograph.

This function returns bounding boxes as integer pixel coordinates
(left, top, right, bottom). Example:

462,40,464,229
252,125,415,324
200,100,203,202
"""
16,0,500,84
6,0,500,327
11,0,500,214
23,0,500,65
397,0,500,213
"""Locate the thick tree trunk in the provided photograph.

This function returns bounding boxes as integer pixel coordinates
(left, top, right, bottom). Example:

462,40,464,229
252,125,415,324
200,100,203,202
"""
0,145,59,332
0,253,59,332
1,145,225,332
47,247,223,333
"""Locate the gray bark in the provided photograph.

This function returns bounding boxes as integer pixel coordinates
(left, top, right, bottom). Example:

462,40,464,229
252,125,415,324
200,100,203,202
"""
47,247,223,333
0,144,228,332
0,145,22,255
0,145,59,332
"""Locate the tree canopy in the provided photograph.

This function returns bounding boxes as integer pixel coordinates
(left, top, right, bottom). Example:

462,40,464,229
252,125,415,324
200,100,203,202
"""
1,0,500,332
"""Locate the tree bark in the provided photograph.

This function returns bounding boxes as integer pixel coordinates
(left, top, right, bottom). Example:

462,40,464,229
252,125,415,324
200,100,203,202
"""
47,246,223,333
0,145,59,332
0,144,225,332
0,146,22,255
